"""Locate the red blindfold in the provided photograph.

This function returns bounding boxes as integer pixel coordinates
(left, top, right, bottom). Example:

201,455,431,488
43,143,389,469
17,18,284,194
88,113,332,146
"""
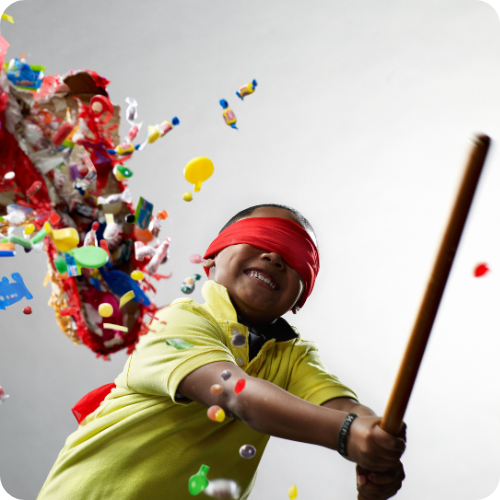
203,217,320,308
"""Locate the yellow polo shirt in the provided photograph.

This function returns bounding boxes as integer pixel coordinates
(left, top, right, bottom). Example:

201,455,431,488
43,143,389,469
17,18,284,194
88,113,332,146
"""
38,280,357,500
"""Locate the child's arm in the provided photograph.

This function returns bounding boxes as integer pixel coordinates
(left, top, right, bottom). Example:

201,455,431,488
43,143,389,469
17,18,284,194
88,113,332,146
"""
177,361,405,475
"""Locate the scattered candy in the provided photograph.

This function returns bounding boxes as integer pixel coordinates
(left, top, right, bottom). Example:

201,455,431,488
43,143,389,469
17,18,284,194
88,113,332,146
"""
181,273,202,294
157,210,168,220
23,306,32,315
234,379,246,394
44,222,79,253
134,196,154,230
220,370,232,381
203,479,240,499
166,338,195,349
219,99,237,129
474,263,490,277
231,333,246,347
3,172,15,180
190,254,202,264
184,157,214,192
131,270,144,281
0,386,10,404
188,464,210,496
239,444,256,459
236,79,258,100
145,237,171,275
119,290,135,308
183,192,193,202
207,405,226,422
98,303,114,317
103,323,128,333
0,273,33,310
24,224,35,236
60,307,77,317
210,384,223,395
288,485,298,499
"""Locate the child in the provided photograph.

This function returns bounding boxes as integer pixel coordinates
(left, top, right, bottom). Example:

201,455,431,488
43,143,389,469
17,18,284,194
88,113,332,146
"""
37,204,406,500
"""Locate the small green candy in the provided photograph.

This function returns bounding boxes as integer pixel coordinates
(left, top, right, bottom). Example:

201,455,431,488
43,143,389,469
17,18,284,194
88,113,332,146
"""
166,338,195,350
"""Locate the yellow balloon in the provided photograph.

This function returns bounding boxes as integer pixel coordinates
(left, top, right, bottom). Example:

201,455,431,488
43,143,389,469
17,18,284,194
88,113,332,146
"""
98,303,113,318
184,157,214,192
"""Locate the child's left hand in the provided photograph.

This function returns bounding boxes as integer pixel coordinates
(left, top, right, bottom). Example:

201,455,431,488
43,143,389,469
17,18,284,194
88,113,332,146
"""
356,462,405,500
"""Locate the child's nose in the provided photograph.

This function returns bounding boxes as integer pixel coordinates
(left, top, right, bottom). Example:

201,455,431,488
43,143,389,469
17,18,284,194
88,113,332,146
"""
262,252,284,269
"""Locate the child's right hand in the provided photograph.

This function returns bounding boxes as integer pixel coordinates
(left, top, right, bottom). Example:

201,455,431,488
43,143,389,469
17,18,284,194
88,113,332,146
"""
344,416,406,472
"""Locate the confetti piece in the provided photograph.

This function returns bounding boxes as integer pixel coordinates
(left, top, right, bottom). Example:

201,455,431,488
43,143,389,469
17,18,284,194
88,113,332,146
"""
234,378,246,394
288,485,298,499
210,384,223,395
98,303,113,317
474,263,489,277
103,323,128,333
119,290,135,308
1,14,14,24
207,405,225,422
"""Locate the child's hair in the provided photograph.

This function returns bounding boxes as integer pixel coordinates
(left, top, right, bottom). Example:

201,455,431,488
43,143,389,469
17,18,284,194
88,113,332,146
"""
220,203,317,243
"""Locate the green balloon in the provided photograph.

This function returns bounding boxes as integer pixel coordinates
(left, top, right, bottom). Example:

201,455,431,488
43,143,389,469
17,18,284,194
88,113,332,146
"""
188,464,210,495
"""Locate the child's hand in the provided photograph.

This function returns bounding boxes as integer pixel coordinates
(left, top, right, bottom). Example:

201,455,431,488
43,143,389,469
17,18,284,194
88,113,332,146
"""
345,416,406,472
356,463,405,500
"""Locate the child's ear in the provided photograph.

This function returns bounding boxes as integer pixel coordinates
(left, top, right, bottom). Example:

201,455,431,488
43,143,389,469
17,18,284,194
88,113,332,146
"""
202,258,216,275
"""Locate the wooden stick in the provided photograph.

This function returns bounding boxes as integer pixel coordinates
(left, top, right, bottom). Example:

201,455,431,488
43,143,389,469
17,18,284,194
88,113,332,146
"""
380,134,491,435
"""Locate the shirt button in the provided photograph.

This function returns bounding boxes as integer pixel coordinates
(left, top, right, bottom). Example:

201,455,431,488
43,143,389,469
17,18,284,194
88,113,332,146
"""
237,357,245,366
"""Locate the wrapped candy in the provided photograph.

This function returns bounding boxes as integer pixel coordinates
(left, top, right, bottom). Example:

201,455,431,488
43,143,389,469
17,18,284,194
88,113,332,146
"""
145,237,171,275
219,100,237,129
236,79,257,100
181,273,201,294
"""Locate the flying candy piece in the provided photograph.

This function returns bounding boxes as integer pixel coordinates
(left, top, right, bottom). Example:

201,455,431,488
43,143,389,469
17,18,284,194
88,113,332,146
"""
220,370,232,381
143,117,180,145
67,245,108,270
44,222,79,253
2,234,32,250
131,270,144,281
188,464,210,496
0,386,10,404
183,192,193,202
239,444,256,459
234,379,246,394
6,58,44,90
24,224,35,236
0,242,15,257
184,157,214,192
1,14,14,24
125,97,139,124
474,263,490,277
210,384,223,395
0,273,33,310
157,210,168,220
181,273,202,294
113,164,134,181
166,338,195,350
98,303,114,317
236,79,258,100
190,254,202,264
134,241,156,261
53,255,68,274
60,307,77,317
23,306,32,315
119,290,135,308
26,181,42,198
125,124,141,143
84,221,100,247
219,100,237,129
135,196,154,230
231,333,246,347
103,323,128,333
203,479,240,499
207,405,225,422
288,485,298,499
97,187,133,205
146,237,171,275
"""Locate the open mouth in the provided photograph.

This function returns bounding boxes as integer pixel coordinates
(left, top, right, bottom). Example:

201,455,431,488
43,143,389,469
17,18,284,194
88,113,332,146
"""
244,269,280,291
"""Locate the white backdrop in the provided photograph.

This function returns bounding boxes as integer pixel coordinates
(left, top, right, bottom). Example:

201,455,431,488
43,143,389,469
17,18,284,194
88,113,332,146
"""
0,0,500,499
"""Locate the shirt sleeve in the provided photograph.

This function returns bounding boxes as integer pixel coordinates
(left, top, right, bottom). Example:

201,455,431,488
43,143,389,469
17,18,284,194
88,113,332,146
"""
125,299,237,404
286,341,358,405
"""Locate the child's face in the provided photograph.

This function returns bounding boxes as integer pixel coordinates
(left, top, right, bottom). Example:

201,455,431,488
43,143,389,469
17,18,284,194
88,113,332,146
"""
203,207,310,325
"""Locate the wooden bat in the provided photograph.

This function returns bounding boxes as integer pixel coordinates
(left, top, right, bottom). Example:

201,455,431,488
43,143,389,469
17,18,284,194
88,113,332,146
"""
380,134,491,435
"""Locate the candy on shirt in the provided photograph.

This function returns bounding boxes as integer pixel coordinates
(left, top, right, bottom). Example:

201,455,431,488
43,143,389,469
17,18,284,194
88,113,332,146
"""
288,485,298,499
236,79,258,100
184,157,214,193
165,338,195,350
239,444,256,459
203,479,241,499
234,379,246,394
98,303,114,317
210,384,223,395
231,334,246,347
207,405,226,422
474,263,489,277
219,99,237,129
190,254,202,264
220,370,232,381
188,464,210,496
0,386,10,404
